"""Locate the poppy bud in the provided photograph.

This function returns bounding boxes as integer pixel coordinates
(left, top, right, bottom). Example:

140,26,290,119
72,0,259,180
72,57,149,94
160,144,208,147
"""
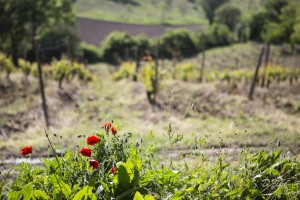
111,166,116,175
103,122,113,133
111,127,117,136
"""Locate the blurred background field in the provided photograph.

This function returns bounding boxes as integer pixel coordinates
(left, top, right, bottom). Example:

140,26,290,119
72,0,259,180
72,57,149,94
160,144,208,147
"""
1,0,300,163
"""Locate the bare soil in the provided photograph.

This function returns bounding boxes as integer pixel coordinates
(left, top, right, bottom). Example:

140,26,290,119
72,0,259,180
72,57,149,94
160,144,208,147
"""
77,17,203,46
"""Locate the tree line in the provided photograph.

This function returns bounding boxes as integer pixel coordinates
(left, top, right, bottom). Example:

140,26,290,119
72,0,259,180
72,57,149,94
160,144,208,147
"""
0,0,300,66
0,0,76,66
83,0,300,65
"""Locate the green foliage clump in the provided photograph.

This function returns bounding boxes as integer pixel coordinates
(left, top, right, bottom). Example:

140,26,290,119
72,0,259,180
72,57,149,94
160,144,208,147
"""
0,0,76,65
100,32,150,65
79,43,101,64
196,23,234,49
2,122,300,199
200,0,229,24
140,62,156,93
249,10,269,42
18,58,34,79
158,29,197,59
73,62,94,82
290,6,300,44
175,63,198,81
214,3,241,31
263,1,298,44
51,57,93,88
113,61,136,81
0,52,15,79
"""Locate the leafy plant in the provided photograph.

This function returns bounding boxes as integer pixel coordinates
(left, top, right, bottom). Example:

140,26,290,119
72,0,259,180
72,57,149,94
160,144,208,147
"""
0,52,15,79
2,120,300,199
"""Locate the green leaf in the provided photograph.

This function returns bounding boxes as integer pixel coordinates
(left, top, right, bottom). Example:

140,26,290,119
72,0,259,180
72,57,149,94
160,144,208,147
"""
249,188,261,197
8,191,22,200
144,195,155,200
73,186,97,200
130,149,142,170
33,190,50,200
117,164,131,191
186,187,194,193
64,150,71,160
168,123,172,134
131,169,140,188
50,174,71,199
133,191,144,200
125,160,135,181
22,183,34,200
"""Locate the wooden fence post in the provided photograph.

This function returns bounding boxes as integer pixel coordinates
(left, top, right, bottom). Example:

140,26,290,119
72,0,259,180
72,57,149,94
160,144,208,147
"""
199,50,205,83
248,46,265,100
153,44,160,105
133,46,139,81
260,43,270,87
34,39,50,127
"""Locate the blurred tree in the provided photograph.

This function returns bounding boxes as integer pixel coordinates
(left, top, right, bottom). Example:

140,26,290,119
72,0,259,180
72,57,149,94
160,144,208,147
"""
100,32,150,64
214,3,241,31
0,0,75,65
158,29,197,59
265,0,288,22
196,23,234,49
291,6,300,44
0,1,28,66
249,10,269,42
263,1,299,44
200,0,229,24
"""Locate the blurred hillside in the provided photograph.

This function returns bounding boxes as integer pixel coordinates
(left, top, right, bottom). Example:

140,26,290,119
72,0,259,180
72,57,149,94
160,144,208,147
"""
74,0,268,25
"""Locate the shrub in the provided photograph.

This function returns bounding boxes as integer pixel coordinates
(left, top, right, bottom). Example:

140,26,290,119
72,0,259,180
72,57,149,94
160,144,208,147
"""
196,23,234,49
50,57,93,88
175,63,198,81
18,58,34,79
158,29,198,59
79,43,101,64
214,3,241,31
248,10,269,42
0,52,15,79
113,61,136,81
100,32,150,65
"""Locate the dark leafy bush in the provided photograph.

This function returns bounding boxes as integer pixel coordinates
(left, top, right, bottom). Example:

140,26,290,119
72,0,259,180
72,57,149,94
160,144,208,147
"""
79,43,101,64
196,23,234,49
214,3,241,31
100,32,150,65
249,10,269,42
158,29,198,59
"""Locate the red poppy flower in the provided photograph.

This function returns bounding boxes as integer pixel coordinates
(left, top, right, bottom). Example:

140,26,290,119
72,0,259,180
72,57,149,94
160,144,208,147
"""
89,159,100,169
111,166,116,175
111,127,117,136
20,146,32,156
78,147,92,157
87,135,99,145
103,121,113,132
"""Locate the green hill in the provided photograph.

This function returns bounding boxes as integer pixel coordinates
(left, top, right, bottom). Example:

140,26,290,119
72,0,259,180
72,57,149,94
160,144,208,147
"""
75,0,206,25
74,0,268,25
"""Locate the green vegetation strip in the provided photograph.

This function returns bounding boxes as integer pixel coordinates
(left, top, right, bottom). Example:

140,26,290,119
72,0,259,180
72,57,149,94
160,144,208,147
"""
1,123,300,199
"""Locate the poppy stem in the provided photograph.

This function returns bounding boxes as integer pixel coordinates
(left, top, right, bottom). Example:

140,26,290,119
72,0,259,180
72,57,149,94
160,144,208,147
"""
45,130,63,174
45,130,56,156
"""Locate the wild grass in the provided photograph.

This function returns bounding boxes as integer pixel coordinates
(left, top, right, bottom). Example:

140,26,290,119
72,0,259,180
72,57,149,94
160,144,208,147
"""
0,44,299,159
